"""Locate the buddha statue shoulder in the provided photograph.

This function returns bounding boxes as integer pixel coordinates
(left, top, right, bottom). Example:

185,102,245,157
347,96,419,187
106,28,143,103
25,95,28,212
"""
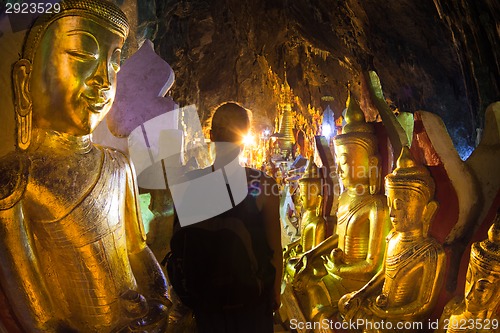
0,1,170,332
440,212,500,333
291,94,391,322
339,147,446,331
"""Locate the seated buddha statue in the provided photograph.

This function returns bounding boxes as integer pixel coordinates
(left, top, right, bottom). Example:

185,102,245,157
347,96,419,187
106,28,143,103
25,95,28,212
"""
440,213,500,333
292,95,390,322
339,147,446,332
0,1,170,332
283,157,326,279
299,157,327,253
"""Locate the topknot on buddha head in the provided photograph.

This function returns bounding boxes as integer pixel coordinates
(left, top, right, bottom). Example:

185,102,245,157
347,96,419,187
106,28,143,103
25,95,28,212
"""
385,146,435,201
471,213,500,280
300,156,321,184
334,92,377,156
299,156,322,197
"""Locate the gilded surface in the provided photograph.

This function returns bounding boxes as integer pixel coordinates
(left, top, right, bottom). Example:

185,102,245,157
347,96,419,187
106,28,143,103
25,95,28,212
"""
299,157,327,253
0,1,169,332
339,147,446,332
440,214,500,333
283,157,326,280
285,94,390,325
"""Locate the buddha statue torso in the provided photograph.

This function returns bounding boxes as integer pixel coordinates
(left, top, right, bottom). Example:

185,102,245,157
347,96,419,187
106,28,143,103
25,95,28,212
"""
23,136,141,329
300,210,326,252
336,193,382,266
379,232,441,310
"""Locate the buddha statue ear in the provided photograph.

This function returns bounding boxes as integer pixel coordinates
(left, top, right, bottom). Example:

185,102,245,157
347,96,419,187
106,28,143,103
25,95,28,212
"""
13,59,33,151
316,195,323,217
422,200,439,237
368,155,380,195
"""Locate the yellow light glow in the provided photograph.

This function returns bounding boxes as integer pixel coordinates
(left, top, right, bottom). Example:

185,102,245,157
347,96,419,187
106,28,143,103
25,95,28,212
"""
243,133,256,146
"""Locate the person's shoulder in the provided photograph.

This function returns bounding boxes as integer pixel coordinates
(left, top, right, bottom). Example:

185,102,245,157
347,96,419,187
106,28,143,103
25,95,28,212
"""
0,152,29,209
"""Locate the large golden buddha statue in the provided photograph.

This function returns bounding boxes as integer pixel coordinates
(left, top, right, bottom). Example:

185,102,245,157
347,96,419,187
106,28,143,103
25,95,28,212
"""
339,147,446,332
291,95,390,322
440,213,500,333
0,1,169,331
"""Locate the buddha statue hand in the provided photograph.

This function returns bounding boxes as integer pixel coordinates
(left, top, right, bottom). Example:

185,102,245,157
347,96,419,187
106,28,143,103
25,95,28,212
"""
119,290,169,332
283,239,302,260
338,291,366,321
332,248,345,266
293,251,310,274
121,290,149,319
126,300,169,332
375,293,388,308
292,251,327,292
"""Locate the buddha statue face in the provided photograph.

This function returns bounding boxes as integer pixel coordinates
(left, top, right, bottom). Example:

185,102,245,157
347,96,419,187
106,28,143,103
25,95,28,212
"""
14,15,124,137
385,147,437,234
386,188,427,232
464,265,499,315
465,218,500,316
299,182,321,210
335,143,377,192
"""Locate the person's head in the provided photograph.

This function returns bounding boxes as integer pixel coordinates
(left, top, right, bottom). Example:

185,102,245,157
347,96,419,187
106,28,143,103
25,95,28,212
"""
333,94,380,193
13,0,129,149
465,215,500,316
210,102,250,145
385,147,437,234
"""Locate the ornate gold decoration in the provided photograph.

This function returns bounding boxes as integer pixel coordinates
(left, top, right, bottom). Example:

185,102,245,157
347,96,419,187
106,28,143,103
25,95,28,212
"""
298,156,326,252
339,147,446,331
441,213,500,333
276,75,296,157
283,94,390,324
0,1,169,331
283,157,326,282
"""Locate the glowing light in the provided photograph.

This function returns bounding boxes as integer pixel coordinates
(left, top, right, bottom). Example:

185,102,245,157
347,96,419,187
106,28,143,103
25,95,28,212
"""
263,129,271,137
243,133,256,146
322,124,332,137
239,155,248,165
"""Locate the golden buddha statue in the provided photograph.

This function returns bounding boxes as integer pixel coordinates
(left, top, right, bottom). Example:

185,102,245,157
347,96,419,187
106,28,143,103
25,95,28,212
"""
291,95,390,322
299,157,327,253
0,1,169,331
441,213,500,333
283,157,326,279
339,147,446,332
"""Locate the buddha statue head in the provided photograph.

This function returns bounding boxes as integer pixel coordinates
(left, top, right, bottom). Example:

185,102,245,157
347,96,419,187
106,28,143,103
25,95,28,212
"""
333,92,380,195
299,156,323,215
385,147,438,235
465,214,500,317
13,0,129,150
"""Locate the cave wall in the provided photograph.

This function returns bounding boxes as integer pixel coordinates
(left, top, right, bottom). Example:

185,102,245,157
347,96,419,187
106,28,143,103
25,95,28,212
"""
1,0,496,158
148,0,499,159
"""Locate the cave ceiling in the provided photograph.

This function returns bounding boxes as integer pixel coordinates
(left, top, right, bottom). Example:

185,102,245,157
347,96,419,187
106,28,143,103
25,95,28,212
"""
132,0,499,158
